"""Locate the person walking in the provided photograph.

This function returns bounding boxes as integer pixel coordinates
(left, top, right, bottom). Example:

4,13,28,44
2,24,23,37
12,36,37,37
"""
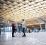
22,19,26,37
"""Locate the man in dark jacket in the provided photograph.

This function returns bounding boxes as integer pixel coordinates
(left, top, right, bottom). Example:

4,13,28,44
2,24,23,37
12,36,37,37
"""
0,28,1,35
12,23,15,37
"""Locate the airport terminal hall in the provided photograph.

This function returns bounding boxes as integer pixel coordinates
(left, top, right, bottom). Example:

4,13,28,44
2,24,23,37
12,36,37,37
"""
0,0,46,45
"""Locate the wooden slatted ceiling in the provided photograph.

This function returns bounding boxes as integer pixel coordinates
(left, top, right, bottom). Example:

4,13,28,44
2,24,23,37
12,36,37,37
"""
0,0,46,25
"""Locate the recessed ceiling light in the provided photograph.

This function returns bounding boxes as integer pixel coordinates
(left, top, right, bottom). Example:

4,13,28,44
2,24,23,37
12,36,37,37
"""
5,9,7,10
35,2,39,4
7,1,11,4
33,9,35,10
10,1,14,3
23,3,26,5
11,10,12,11
24,7,26,8
29,1,32,3
39,7,42,8
19,9,21,10
41,3,44,5
14,8,16,9
4,0,8,2
12,12,13,13
6,3,9,5
18,5,21,7
29,5,31,6
8,6,11,8
23,0,26,1
12,4,15,6
17,1,20,4
34,6,37,7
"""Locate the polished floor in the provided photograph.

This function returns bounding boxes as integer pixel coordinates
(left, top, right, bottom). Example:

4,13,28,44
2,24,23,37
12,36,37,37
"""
0,32,46,45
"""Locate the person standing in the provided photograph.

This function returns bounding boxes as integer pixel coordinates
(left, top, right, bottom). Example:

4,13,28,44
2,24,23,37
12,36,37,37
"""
0,28,1,35
12,23,16,37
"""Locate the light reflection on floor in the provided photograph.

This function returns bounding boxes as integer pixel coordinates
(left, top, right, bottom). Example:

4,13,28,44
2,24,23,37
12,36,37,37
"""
0,32,46,45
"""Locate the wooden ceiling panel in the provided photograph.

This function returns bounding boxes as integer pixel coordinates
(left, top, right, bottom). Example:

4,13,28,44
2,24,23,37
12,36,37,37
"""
0,0,46,25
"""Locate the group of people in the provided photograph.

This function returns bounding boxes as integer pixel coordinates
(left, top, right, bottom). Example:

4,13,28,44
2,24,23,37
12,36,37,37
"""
12,19,26,37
